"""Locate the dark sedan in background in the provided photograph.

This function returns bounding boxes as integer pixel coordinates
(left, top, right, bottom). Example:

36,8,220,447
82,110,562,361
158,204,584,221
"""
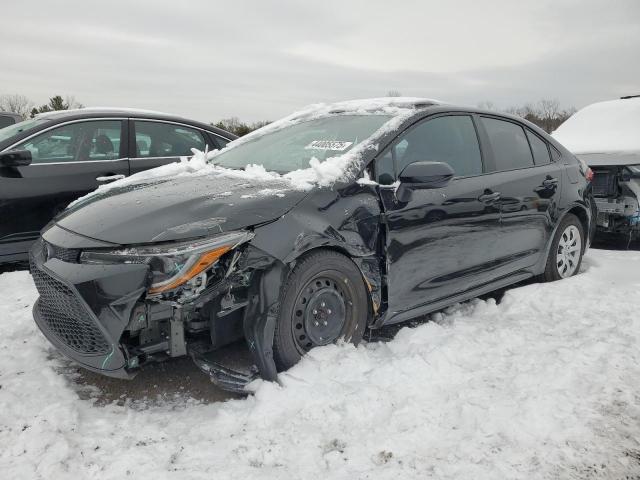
0,109,236,265
0,112,22,128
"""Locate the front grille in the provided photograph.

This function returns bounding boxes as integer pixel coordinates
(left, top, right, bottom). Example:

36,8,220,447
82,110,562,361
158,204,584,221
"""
44,241,80,263
30,261,110,355
596,211,609,227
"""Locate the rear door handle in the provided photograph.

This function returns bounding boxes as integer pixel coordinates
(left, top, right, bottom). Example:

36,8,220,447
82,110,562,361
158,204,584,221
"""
542,177,559,187
479,191,501,203
96,174,126,183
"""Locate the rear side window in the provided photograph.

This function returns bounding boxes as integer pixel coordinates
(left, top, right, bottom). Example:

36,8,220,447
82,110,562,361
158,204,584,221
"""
134,121,207,158
526,130,551,164
482,117,534,171
15,120,122,164
378,115,483,182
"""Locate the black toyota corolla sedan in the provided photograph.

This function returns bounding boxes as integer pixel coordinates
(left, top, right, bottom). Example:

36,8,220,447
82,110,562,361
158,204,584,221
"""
0,108,236,265
28,98,593,392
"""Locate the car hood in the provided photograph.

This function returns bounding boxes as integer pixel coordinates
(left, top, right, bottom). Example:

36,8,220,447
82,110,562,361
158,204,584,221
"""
55,174,309,245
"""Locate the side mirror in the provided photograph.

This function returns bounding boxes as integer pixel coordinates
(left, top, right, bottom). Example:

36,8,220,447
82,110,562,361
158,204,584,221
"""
398,161,454,189
0,149,32,167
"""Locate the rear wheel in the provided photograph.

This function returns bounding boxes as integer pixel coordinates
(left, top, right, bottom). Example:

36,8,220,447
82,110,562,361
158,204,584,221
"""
273,250,369,371
542,213,585,281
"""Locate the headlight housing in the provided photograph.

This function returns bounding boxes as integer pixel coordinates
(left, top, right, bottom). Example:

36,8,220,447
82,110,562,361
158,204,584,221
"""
80,231,253,294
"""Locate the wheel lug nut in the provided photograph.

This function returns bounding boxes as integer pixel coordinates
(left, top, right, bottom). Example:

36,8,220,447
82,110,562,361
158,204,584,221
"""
321,302,325,307
314,321,319,326
323,321,328,326
313,309,317,315
327,309,332,314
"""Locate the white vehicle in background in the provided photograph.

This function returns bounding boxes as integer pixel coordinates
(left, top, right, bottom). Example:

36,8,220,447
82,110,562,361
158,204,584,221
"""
554,95,640,240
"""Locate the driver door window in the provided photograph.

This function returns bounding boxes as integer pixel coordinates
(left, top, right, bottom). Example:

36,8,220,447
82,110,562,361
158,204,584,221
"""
376,115,483,183
16,121,123,164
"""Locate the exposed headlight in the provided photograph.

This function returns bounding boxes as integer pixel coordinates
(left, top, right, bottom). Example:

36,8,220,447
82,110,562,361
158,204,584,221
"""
80,231,253,294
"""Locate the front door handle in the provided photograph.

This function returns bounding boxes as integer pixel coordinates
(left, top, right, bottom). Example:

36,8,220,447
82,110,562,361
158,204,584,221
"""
479,191,501,203
96,174,126,183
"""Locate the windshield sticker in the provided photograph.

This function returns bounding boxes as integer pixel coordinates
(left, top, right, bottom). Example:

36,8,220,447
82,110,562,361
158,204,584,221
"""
305,140,353,151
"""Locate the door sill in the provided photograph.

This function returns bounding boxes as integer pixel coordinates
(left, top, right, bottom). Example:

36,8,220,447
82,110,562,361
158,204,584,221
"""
378,271,534,327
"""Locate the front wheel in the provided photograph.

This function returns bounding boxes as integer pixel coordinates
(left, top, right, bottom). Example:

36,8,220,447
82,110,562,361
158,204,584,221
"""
542,213,585,281
273,250,369,371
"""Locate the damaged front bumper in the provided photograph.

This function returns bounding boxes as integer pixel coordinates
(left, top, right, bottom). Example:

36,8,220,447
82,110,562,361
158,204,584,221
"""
30,238,147,378
591,166,640,237
29,228,284,392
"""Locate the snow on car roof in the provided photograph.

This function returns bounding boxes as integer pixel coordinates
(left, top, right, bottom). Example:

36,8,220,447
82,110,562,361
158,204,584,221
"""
226,96,441,149
553,97,640,154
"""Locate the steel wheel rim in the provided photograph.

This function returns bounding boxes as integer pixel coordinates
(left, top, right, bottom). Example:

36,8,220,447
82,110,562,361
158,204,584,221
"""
556,225,582,278
292,274,349,353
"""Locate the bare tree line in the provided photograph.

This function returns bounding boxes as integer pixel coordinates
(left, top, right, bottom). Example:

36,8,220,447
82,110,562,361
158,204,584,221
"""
212,117,271,137
0,94,33,119
477,99,576,133
1,91,576,136
0,92,271,137
389,92,576,133
0,93,83,120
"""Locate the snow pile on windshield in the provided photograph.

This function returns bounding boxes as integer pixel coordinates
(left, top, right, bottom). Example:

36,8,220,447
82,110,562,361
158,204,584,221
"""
71,98,439,206
3,251,640,478
553,97,640,153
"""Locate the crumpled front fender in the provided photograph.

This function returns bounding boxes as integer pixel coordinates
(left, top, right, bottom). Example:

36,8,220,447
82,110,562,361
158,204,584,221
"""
239,184,385,381
240,246,289,381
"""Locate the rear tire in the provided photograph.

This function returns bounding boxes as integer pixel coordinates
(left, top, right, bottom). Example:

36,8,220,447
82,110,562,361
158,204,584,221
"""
542,213,585,281
273,250,369,371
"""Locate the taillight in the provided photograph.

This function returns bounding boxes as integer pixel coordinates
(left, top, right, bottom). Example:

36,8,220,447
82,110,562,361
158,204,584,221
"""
576,156,592,181
586,167,594,182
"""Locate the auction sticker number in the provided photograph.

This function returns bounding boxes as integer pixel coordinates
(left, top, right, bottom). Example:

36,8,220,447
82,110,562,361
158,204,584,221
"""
305,140,353,151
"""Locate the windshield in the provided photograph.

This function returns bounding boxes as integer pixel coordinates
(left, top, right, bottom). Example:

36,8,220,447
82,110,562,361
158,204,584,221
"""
213,114,391,173
0,118,50,144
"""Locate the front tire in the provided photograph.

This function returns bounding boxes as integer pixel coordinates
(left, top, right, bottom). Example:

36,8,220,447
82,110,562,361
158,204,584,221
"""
542,213,585,281
273,250,369,371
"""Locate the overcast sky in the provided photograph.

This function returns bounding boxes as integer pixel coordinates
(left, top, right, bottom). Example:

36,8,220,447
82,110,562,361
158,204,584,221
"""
1,0,639,123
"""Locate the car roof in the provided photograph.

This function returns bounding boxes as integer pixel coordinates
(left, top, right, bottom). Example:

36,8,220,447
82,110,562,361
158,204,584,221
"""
342,101,568,156
305,98,542,130
384,102,551,136
34,108,236,139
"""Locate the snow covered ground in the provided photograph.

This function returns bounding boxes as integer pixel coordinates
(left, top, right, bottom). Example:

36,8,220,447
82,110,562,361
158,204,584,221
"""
1,248,639,479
